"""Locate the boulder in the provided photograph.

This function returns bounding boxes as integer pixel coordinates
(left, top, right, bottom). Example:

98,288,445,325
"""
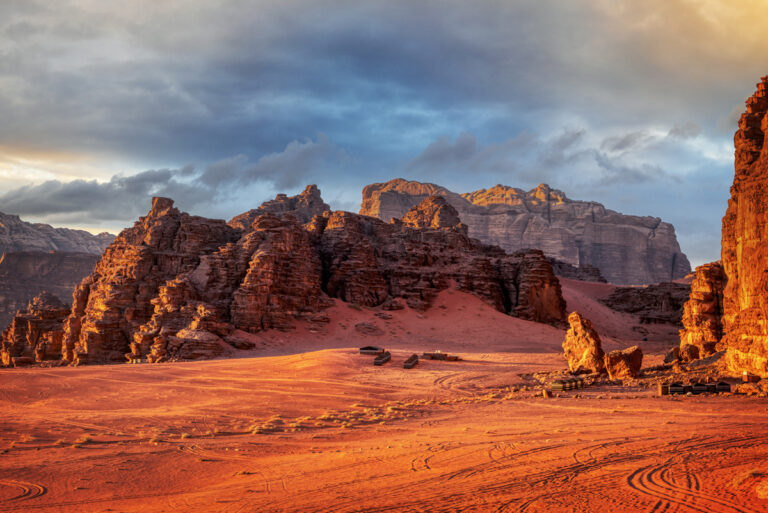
562,312,605,374
679,343,700,363
664,346,680,363
603,346,643,380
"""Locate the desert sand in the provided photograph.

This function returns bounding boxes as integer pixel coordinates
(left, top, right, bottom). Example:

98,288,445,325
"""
1,281,766,512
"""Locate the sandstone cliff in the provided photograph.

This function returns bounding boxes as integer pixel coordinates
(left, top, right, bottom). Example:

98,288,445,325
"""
600,282,690,326
1,292,70,367
61,191,566,364
0,211,113,254
722,76,768,377
228,184,330,229
0,251,100,329
679,261,725,358
0,211,114,330
360,179,691,285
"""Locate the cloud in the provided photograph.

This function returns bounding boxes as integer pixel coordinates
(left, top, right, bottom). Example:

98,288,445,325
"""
668,122,701,139
0,0,762,263
0,135,342,223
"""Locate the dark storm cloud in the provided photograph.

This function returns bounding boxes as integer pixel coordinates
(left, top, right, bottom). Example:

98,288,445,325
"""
0,135,340,223
1,0,765,264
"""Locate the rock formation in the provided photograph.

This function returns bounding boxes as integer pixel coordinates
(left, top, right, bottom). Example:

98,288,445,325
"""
562,312,605,374
603,346,643,380
0,252,100,329
0,211,113,255
228,184,330,229
0,211,113,329
400,196,468,234
678,261,726,358
721,76,768,378
548,259,607,283
61,191,566,364
599,282,690,325
360,179,691,285
1,292,70,367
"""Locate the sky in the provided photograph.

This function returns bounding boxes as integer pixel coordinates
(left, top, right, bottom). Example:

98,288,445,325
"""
1,0,767,266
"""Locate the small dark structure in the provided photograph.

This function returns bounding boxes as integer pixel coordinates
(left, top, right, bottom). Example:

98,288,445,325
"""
658,383,669,396
669,382,685,395
360,346,384,355
403,354,419,369
423,351,461,361
692,382,709,395
550,377,583,393
373,351,391,366
716,381,732,393
743,372,760,383
706,383,717,393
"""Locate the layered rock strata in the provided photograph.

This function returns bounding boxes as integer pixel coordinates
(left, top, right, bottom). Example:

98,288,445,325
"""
62,192,566,364
0,252,99,329
1,292,70,367
600,282,690,325
562,312,605,374
228,184,330,229
360,179,691,285
0,211,113,254
0,212,114,330
678,261,726,358
549,259,606,283
722,76,768,377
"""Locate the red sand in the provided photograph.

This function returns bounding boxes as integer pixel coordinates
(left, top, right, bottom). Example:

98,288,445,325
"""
1,283,766,512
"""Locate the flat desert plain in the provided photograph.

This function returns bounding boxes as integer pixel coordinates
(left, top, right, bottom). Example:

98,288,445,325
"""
1,283,767,512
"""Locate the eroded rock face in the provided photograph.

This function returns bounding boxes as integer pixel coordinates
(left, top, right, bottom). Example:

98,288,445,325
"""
600,282,690,325
1,292,70,366
0,251,100,329
360,179,691,285
400,196,468,234
549,259,607,283
562,312,605,374
603,346,643,380
679,261,726,358
0,211,114,255
722,76,768,378
228,184,330,229
63,193,567,364
63,197,241,363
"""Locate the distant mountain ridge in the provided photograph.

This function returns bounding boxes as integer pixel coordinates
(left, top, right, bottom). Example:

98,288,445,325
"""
360,179,691,285
0,211,114,255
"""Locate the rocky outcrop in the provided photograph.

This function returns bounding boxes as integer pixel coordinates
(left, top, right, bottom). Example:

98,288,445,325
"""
62,193,566,364
228,184,330,229
603,346,643,379
678,261,726,358
400,196,468,234
562,312,605,374
0,211,113,254
0,212,113,330
1,292,70,367
600,282,690,325
360,179,691,285
549,259,607,283
721,76,768,378
63,197,242,363
0,251,100,329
